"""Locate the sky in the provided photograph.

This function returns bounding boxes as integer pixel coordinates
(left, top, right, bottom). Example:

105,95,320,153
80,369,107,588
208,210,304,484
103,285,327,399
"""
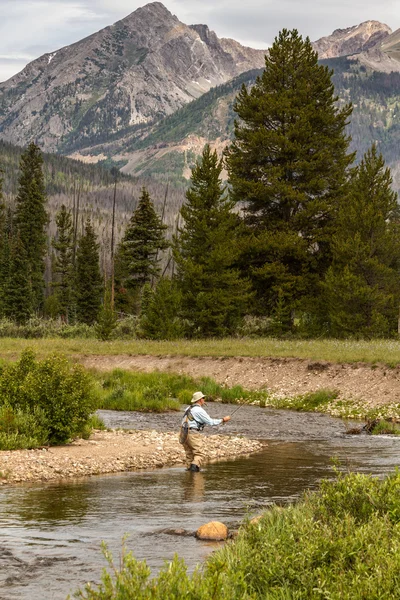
1,0,400,83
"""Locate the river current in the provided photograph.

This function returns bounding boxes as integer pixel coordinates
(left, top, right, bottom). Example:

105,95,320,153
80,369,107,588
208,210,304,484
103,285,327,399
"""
1,404,400,599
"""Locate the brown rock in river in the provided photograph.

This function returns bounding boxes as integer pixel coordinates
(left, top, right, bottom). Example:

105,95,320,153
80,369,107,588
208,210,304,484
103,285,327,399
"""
196,521,228,541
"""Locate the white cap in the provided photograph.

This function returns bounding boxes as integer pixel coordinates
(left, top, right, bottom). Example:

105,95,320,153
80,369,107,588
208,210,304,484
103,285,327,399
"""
191,391,206,403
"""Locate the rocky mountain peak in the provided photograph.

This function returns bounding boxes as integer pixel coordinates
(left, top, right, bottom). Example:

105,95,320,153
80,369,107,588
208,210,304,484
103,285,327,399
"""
313,20,392,59
0,2,266,152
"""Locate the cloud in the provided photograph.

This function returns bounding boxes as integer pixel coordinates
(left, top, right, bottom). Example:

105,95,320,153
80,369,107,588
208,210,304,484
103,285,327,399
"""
1,0,400,81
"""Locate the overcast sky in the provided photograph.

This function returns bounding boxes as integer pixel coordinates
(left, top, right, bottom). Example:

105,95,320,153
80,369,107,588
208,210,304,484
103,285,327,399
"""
1,0,400,83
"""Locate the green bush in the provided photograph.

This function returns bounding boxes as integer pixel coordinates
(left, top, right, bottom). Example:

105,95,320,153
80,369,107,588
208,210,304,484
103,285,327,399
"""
0,350,97,445
0,404,48,449
0,317,96,339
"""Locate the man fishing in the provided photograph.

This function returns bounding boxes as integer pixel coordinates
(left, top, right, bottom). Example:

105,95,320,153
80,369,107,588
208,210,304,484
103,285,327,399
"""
181,391,231,472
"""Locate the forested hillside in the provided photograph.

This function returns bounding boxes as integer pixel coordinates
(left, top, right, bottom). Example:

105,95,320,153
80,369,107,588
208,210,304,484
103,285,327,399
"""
0,140,184,260
88,57,400,193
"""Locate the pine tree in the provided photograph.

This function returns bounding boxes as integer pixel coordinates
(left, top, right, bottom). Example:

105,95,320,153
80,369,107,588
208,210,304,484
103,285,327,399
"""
323,146,400,338
174,145,251,337
52,204,75,321
225,29,354,321
138,278,183,340
0,169,7,316
75,219,103,325
95,286,117,341
115,187,169,311
3,234,32,324
14,142,48,313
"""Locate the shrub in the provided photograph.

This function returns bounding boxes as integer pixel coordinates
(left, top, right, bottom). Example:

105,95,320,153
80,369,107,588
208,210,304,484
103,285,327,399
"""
0,350,97,445
0,317,96,339
0,404,48,450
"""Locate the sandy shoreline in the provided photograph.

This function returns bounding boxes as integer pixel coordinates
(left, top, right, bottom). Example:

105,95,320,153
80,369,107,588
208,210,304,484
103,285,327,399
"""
0,429,265,485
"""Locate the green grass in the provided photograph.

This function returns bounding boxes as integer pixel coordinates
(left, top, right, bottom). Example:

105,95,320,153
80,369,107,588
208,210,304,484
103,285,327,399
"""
266,389,400,421
268,389,340,412
95,370,265,412
371,420,400,436
73,470,400,599
0,337,400,365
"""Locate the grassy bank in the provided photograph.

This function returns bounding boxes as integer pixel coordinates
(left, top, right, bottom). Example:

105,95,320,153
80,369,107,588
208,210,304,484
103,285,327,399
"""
0,337,400,365
96,370,265,412
266,389,400,421
73,470,400,599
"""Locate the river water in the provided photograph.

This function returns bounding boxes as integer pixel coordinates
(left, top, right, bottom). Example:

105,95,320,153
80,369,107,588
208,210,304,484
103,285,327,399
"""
1,404,400,600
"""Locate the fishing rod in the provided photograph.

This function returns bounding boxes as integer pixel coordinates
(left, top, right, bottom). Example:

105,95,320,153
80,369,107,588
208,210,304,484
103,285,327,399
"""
229,403,246,417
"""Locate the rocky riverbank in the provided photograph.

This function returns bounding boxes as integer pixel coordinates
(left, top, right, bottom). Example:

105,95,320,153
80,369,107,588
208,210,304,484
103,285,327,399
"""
0,429,264,485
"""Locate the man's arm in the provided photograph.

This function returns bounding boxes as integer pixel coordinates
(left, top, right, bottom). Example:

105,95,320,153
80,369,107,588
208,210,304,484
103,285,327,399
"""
192,406,230,426
191,406,223,427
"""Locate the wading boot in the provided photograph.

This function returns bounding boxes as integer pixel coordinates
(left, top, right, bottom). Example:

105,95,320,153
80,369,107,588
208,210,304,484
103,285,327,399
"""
189,463,200,472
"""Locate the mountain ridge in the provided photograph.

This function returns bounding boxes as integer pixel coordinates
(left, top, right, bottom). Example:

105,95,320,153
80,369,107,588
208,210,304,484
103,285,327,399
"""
0,2,266,152
1,3,400,193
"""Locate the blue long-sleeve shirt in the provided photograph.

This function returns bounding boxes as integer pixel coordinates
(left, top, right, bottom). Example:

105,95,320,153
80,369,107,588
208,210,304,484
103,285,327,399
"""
183,405,223,430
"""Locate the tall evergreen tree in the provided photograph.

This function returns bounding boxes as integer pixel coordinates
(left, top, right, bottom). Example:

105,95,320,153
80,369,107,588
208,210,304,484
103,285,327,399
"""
115,187,168,311
52,204,75,321
75,219,103,325
0,168,7,315
323,146,400,338
225,29,354,321
14,142,48,312
3,234,32,324
174,145,251,337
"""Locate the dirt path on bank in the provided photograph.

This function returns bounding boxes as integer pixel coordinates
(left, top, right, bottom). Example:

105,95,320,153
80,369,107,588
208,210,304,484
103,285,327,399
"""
80,354,400,407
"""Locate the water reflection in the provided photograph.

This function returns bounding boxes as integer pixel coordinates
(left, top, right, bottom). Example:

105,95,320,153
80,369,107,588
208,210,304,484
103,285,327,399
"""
183,471,205,503
3,482,91,526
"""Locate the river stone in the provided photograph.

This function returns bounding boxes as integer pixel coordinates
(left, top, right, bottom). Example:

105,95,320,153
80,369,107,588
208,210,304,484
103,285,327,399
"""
196,521,228,541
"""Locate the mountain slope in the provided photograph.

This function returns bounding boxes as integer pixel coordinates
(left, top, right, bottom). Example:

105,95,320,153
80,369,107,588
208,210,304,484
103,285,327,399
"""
77,56,400,193
313,21,391,58
0,2,266,153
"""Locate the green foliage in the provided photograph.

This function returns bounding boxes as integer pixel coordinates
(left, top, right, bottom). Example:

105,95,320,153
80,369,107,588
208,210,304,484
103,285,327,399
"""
74,471,400,599
96,370,183,412
0,350,97,445
0,169,6,315
96,369,265,412
0,404,48,449
97,369,267,412
370,420,400,436
3,234,32,324
226,30,354,320
76,219,103,325
52,204,75,320
323,146,400,338
115,187,169,308
96,287,117,341
138,278,184,340
14,142,48,312
291,389,339,411
174,145,251,336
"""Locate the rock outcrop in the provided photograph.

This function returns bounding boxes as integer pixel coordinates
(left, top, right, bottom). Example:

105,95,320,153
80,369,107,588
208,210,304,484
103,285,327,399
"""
313,20,391,59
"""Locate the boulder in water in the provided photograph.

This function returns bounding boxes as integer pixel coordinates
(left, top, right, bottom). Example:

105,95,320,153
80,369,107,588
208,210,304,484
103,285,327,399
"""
196,521,228,541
